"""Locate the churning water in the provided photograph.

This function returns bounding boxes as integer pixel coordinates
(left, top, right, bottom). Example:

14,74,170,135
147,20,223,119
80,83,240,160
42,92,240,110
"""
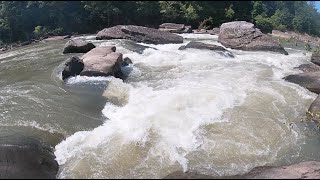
1,34,320,179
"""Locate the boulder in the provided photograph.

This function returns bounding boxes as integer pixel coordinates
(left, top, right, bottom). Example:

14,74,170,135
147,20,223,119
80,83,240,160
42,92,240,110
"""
218,21,288,55
62,56,84,80
178,41,234,57
295,63,320,72
307,94,320,125
62,39,95,54
311,51,320,66
284,71,320,94
79,46,124,79
164,161,320,179
96,25,183,44
0,135,59,179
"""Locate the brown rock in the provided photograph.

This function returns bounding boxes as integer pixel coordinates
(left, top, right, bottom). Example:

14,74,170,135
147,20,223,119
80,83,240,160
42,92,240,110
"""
178,41,234,57
79,46,124,79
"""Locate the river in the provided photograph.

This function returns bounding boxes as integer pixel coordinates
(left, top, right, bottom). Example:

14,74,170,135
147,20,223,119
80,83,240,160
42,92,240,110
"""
1,34,320,178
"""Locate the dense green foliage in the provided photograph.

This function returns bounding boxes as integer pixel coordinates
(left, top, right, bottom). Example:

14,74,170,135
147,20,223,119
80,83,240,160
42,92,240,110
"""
0,1,320,44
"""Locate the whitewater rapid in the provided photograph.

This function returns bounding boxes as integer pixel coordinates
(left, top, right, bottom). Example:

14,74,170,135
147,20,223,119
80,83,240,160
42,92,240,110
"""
54,34,319,178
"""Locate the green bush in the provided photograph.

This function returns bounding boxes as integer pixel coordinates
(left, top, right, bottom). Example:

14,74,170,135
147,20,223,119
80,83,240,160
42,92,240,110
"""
254,15,273,33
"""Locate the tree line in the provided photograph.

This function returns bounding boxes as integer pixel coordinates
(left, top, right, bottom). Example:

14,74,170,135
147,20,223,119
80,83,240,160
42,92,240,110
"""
0,1,319,44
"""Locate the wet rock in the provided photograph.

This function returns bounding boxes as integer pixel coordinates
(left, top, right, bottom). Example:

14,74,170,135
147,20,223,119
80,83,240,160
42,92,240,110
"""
218,21,288,55
79,46,124,79
96,25,183,44
62,56,84,80
307,94,320,125
178,41,234,57
62,39,95,54
122,57,133,66
164,161,320,179
0,135,59,179
311,51,320,66
284,71,320,94
295,63,320,72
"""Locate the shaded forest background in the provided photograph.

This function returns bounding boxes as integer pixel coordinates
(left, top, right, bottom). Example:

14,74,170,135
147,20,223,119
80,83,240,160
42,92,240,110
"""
0,1,319,44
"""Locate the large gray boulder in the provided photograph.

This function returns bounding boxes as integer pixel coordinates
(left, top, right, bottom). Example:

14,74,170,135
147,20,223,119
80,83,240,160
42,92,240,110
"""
96,25,183,44
164,161,320,179
218,21,288,55
284,71,320,94
79,46,124,79
62,39,95,54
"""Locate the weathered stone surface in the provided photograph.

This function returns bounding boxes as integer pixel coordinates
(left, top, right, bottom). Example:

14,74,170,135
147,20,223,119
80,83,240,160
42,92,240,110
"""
62,56,84,80
178,41,234,57
96,25,183,44
159,23,185,30
284,71,320,94
62,39,95,54
0,135,59,179
79,46,124,79
295,63,320,72
218,21,288,55
164,161,320,179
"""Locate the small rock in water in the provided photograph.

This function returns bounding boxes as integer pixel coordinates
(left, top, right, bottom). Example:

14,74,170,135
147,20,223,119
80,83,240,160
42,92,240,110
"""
122,57,133,66
62,56,84,80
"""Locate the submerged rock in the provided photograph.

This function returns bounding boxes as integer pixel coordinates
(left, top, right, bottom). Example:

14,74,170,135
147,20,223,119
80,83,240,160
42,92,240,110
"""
178,41,234,57
164,161,320,179
218,21,288,55
0,135,58,179
62,39,95,54
284,72,320,94
96,25,183,44
62,56,84,80
295,63,320,72
80,46,124,79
